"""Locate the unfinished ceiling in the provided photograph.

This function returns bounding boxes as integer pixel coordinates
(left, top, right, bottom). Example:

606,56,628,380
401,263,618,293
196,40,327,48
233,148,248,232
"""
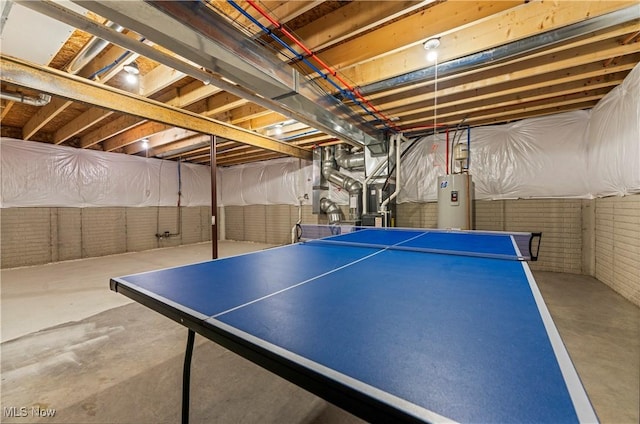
1,0,639,167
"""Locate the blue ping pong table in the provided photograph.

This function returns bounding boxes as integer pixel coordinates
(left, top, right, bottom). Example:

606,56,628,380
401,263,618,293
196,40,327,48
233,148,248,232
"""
110,227,598,423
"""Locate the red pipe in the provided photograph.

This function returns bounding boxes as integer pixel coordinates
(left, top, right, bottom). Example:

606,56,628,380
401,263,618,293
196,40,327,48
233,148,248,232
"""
245,0,399,131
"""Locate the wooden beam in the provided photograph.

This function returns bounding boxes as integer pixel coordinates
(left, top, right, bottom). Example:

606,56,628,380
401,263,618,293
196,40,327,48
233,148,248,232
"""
229,104,272,125
79,31,140,80
54,62,211,144
129,128,201,155
362,19,640,103
373,52,639,114
96,86,229,153
217,152,286,167
166,81,221,108
203,92,247,117
0,55,311,160
0,100,14,120
280,1,426,53
147,135,210,158
24,33,144,141
388,70,628,120
22,97,72,140
141,65,185,97
358,41,639,127
237,112,288,131
53,107,112,144
103,121,172,152
337,1,637,87
208,1,322,33
308,1,521,72
80,115,142,148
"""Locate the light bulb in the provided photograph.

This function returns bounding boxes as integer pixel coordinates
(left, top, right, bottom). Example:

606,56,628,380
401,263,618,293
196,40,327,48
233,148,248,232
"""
125,72,138,85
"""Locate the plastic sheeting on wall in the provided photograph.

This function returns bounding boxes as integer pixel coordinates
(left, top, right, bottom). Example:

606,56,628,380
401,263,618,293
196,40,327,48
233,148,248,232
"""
2,63,638,208
587,62,640,197
0,139,213,207
400,110,592,202
217,158,311,206
400,62,639,202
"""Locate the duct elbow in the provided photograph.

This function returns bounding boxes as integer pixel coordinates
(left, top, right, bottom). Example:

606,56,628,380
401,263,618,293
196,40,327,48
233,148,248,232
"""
33,94,52,106
344,178,362,194
320,198,343,224
335,144,365,170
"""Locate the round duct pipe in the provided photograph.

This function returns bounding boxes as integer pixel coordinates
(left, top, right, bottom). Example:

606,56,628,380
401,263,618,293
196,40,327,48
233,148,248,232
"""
334,144,365,170
322,147,362,194
66,21,124,75
320,198,343,225
0,91,51,106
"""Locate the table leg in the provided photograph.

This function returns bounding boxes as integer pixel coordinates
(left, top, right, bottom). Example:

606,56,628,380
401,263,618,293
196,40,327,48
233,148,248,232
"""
182,329,195,424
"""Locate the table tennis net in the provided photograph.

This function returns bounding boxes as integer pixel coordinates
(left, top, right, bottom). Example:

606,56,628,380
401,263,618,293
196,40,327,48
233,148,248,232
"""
295,224,541,262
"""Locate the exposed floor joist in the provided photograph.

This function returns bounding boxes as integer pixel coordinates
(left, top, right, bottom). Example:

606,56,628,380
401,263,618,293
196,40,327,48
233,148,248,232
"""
0,55,311,160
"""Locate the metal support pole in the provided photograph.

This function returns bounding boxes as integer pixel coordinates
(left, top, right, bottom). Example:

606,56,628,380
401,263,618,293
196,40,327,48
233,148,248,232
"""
210,135,218,260
181,329,195,424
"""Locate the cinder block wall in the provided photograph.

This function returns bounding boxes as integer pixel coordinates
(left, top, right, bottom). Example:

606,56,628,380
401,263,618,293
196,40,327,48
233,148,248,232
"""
224,204,318,245
1,207,214,268
4,199,638,307
397,196,640,307
595,195,640,305
398,199,584,273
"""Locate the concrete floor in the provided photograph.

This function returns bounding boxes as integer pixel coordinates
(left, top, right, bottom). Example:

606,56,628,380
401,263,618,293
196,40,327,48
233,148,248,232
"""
1,241,638,423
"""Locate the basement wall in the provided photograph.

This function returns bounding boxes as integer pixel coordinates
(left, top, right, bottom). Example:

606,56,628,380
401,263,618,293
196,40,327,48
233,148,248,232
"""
594,195,640,306
1,207,214,268
2,199,637,308
397,199,583,274
396,195,639,306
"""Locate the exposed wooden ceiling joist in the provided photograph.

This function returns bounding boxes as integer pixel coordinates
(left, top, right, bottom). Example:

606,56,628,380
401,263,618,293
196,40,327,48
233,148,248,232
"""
0,1,637,167
0,54,311,160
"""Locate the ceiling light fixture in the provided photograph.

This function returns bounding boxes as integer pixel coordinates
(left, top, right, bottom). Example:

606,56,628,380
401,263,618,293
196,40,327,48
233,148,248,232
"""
124,61,140,84
274,123,284,135
423,37,440,63
123,61,140,75
141,138,149,149
423,38,440,50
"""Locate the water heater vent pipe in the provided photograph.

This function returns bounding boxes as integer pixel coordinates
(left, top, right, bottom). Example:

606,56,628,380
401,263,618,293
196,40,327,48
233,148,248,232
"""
380,134,403,214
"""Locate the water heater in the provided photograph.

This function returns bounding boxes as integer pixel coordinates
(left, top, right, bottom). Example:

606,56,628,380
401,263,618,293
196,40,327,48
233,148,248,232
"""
437,174,474,230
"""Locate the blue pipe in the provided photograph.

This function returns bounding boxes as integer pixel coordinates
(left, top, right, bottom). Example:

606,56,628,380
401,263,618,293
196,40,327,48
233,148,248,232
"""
87,37,147,80
224,0,390,130
88,50,130,80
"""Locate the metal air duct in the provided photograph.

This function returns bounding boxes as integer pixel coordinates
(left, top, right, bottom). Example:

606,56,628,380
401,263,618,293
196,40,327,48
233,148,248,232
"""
64,0,383,149
320,198,343,225
66,21,123,74
0,91,51,106
321,148,362,195
334,144,365,170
